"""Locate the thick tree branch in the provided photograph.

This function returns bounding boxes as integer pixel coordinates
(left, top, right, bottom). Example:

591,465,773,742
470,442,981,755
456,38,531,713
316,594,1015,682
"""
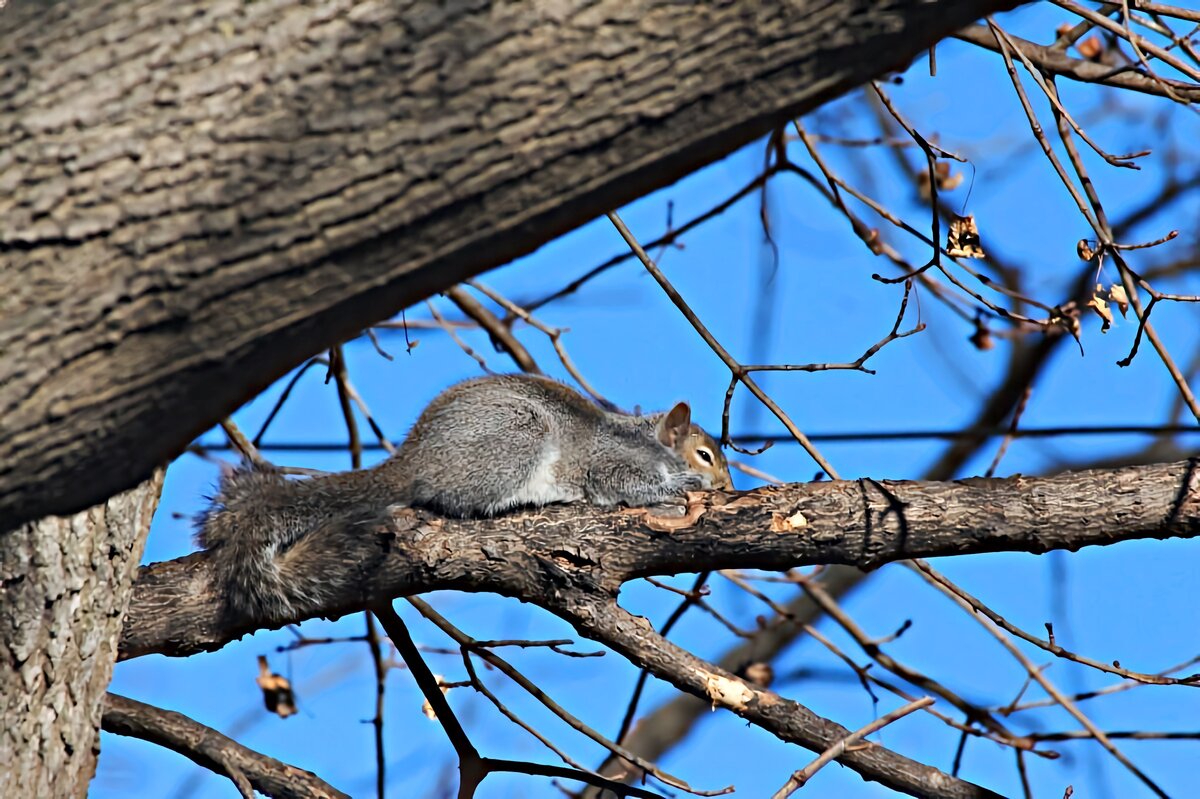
121,459,1200,660
585,566,868,796
0,0,1030,531
101,693,349,799
114,460,1198,799
546,591,997,799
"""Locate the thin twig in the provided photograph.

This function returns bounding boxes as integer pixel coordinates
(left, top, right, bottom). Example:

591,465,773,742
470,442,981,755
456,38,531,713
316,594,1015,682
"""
606,210,840,480
770,697,935,798
446,286,541,374
406,597,721,796
912,561,1172,798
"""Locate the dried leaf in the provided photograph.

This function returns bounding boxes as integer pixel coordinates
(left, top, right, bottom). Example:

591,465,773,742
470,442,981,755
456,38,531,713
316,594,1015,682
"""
918,161,963,201
969,321,995,351
1087,285,1113,333
947,214,985,259
1051,307,1084,354
1077,36,1104,61
1108,284,1130,317
256,655,298,719
1076,238,1097,262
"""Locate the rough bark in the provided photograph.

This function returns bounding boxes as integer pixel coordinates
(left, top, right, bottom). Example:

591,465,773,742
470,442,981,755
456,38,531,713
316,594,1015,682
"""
0,0,1029,531
584,565,867,797
120,458,1200,660
116,458,1200,799
550,591,1001,799
0,473,163,799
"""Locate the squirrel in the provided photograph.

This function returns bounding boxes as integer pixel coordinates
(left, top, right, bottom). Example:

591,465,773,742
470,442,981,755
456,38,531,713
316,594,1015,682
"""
198,373,732,618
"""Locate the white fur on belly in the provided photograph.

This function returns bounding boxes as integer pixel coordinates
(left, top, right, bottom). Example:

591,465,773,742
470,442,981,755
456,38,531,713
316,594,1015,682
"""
513,444,579,506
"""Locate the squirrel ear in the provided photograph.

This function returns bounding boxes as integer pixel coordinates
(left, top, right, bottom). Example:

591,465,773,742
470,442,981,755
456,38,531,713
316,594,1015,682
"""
658,402,692,447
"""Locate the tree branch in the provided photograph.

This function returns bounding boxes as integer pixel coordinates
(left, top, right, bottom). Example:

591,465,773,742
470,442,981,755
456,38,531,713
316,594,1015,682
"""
101,693,349,799
545,590,997,799
121,459,1200,661
955,23,1200,101
116,459,1200,798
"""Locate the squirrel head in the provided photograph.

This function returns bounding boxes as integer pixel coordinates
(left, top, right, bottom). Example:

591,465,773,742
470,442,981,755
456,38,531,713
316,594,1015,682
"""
655,403,733,491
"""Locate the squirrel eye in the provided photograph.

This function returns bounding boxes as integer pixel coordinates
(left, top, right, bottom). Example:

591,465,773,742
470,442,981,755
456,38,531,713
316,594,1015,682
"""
696,447,714,465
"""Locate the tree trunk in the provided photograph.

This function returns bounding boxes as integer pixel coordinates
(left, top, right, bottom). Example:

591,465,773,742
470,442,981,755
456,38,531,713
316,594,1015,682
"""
0,0,1028,531
0,473,163,798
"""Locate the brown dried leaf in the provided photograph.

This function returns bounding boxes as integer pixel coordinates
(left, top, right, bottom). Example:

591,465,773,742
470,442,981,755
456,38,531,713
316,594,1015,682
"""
1087,285,1113,333
947,214,985,259
969,320,995,351
1076,238,1097,262
1077,36,1104,61
918,162,963,201
256,655,298,719
1108,284,1130,317
1052,307,1084,351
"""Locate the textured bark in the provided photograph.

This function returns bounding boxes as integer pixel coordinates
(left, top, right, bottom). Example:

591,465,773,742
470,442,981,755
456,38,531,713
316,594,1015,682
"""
551,591,1001,799
0,0,1029,531
120,458,1200,660
117,458,1200,799
0,473,163,799
102,693,349,799
584,566,867,797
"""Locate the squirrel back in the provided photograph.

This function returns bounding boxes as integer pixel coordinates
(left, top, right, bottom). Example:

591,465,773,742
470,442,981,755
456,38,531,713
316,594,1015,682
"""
199,374,732,618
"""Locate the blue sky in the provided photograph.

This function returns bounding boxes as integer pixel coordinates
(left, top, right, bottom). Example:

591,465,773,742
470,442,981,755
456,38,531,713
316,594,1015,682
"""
97,6,1199,798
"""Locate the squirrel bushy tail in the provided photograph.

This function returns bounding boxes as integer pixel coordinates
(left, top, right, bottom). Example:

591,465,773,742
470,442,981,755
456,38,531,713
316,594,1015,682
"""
197,466,391,618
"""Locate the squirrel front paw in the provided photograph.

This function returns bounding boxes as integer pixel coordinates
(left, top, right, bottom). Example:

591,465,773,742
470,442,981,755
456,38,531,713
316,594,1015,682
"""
645,497,689,517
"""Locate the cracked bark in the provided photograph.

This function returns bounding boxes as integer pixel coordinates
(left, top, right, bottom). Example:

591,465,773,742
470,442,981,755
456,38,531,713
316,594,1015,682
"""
121,459,1200,662
0,0,1028,531
0,473,163,798
113,459,1200,798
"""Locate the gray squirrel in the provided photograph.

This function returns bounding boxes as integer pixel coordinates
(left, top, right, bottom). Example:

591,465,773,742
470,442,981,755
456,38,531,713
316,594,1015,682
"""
198,373,732,618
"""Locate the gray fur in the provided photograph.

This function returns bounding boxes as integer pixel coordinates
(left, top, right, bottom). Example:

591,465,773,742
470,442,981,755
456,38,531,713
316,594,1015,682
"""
198,374,731,618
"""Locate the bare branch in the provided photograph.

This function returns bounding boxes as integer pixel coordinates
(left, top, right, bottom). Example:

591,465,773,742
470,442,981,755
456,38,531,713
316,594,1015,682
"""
123,458,1200,662
606,210,841,478
770,697,935,798
102,693,349,799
